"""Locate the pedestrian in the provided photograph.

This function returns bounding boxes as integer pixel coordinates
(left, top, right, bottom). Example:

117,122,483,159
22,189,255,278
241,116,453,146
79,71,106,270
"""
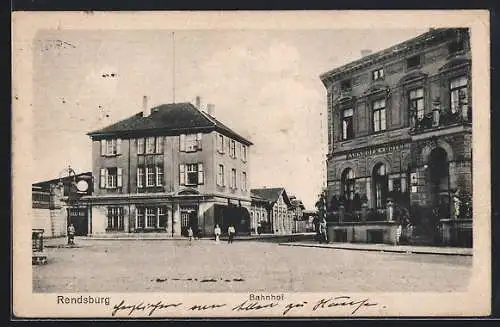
197,226,203,240
257,220,262,235
187,227,194,243
214,224,221,243
227,224,235,244
395,224,402,245
319,218,327,244
67,223,75,245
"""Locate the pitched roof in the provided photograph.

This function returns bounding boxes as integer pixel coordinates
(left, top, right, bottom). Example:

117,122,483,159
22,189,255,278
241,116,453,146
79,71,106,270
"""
250,187,292,206
87,102,253,145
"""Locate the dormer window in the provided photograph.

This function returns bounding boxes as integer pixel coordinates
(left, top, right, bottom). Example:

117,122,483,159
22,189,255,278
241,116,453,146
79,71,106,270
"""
406,55,421,70
372,68,384,81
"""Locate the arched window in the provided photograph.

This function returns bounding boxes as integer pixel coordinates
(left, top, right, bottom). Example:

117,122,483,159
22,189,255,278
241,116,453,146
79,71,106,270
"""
373,163,388,209
341,168,356,206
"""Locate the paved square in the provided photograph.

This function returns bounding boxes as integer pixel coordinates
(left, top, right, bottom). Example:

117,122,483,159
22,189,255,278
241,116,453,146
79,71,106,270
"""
33,238,472,293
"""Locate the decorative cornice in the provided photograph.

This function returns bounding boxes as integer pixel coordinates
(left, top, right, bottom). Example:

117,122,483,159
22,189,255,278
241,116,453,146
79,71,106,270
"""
320,28,465,86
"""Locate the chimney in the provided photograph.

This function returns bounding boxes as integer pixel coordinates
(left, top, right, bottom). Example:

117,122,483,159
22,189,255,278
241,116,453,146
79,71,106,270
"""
142,95,150,117
195,96,201,109
207,103,215,117
361,49,372,57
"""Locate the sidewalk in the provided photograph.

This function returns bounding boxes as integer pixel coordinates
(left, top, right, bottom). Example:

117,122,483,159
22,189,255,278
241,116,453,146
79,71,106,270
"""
279,241,473,256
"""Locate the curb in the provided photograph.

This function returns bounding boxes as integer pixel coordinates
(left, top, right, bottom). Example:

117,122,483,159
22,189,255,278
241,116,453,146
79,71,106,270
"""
278,243,473,256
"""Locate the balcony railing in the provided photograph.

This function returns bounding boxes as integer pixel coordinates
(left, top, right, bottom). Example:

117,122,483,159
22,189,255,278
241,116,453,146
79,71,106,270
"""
411,106,471,134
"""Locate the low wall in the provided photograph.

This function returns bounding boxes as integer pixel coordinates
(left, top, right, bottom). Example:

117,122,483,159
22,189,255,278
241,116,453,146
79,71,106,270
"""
327,221,400,245
440,219,473,247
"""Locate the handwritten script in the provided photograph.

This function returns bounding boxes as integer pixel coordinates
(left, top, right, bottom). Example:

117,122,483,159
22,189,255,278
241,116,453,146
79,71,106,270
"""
110,296,379,317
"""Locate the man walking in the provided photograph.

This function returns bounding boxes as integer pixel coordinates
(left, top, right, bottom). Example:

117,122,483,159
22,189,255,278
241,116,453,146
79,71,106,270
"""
227,225,235,244
214,224,221,243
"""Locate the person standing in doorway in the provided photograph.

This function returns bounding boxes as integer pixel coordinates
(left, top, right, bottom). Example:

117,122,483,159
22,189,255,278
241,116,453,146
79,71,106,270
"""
227,225,235,244
187,227,194,243
67,223,75,245
214,224,221,243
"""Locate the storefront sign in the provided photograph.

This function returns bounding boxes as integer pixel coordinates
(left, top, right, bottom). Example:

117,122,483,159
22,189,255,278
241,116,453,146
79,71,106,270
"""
346,143,406,160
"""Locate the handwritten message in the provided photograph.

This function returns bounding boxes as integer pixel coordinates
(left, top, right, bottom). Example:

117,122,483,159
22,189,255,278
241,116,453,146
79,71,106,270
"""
109,296,379,317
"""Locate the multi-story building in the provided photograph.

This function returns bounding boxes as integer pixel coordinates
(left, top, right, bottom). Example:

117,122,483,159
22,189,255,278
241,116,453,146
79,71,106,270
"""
83,98,253,237
250,187,294,234
32,171,93,237
320,28,472,245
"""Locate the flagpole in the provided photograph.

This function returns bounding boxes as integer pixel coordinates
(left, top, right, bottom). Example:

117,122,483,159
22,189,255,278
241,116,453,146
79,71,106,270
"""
172,31,176,104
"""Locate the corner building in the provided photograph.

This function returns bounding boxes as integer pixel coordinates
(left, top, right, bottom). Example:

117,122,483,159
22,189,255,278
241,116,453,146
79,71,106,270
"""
320,28,472,244
83,101,253,237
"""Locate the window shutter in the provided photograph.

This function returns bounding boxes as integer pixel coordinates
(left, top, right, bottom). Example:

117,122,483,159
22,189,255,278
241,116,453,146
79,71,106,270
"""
117,168,123,188
100,168,106,188
196,133,202,150
179,164,185,185
198,163,204,185
100,140,106,156
116,139,121,154
179,134,186,152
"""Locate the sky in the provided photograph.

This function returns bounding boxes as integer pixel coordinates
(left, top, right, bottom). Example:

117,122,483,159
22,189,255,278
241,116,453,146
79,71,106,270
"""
33,28,426,209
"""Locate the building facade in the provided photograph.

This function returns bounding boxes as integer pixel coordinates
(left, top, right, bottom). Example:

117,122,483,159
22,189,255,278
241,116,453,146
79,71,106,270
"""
320,28,472,245
83,100,253,237
32,171,93,237
250,187,294,234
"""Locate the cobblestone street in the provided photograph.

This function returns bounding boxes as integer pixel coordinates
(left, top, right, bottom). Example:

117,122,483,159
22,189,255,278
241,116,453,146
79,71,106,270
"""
33,238,472,293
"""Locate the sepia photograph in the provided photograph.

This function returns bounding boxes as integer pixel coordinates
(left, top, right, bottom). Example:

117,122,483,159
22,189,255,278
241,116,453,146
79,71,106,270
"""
12,10,491,318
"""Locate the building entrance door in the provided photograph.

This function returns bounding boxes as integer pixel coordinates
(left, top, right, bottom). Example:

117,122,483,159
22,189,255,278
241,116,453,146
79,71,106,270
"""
180,206,198,236
67,208,88,236
428,147,450,218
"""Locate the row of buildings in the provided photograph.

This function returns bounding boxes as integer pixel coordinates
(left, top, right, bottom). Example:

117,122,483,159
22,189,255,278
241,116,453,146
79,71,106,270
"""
33,28,472,246
32,98,309,237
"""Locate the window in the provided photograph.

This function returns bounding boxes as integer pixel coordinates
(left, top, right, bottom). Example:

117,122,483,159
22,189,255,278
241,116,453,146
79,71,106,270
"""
372,68,384,81
217,164,225,186
241,172,247,191
137,137,163,155
137,138,145,154
146,208,157,228
341,168,355,202
406,55,421,69
231,169,237,188
137,207,167,229
100,139,121,156
409,88,425,120
137,165,163,189
100,167,122,189
146,137,155,154
155,137,164,154
342,108,354,140
373,164,388,209
450,76,468,114
107,207,124,230
448,36,465,54
137,167,144,188
158,207,167,228
156,166,164,186
218,134,224,153
340,79,351,92
137,208,145,228
180,133,202,152
230,140,236,158
180,163,204,186
372,99,387,132
242,144,247,161
146,166,155,187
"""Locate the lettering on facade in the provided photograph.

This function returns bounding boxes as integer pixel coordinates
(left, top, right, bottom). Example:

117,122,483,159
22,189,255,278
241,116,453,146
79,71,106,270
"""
346,143,405,160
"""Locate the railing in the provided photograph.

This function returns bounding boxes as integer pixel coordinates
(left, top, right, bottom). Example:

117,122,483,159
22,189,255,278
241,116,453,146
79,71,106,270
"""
411,107,471,133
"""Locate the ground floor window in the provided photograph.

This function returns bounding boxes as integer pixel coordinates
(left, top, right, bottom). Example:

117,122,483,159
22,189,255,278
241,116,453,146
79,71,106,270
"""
373,163,388,209
136,206,168,230
107,207,124,231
